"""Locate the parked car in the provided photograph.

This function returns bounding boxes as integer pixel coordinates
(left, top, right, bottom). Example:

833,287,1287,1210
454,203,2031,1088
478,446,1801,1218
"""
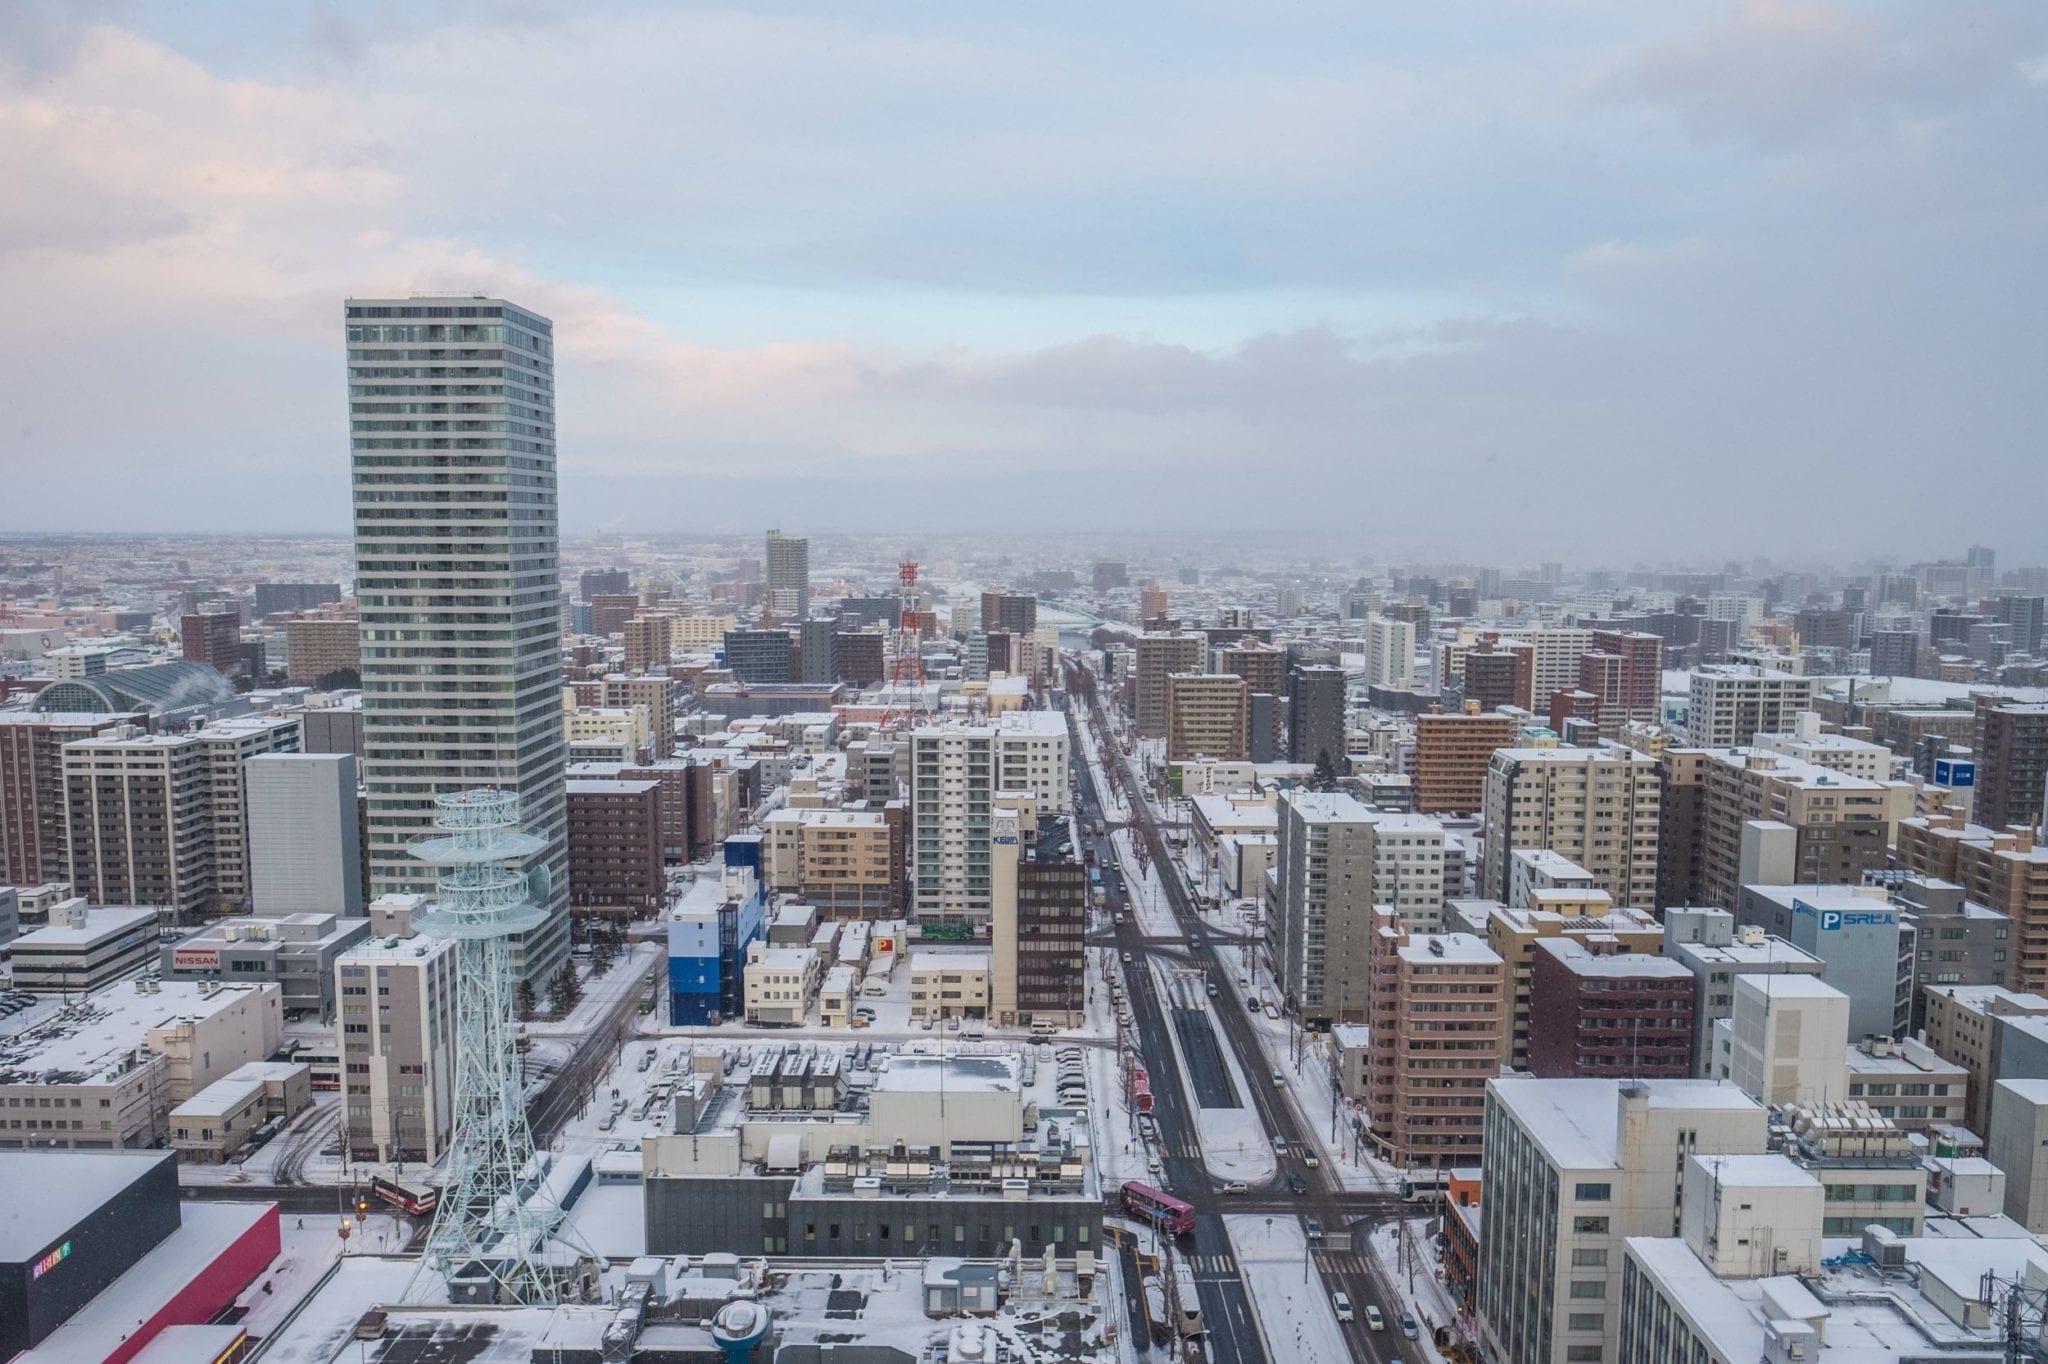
1400,1311,1419,1339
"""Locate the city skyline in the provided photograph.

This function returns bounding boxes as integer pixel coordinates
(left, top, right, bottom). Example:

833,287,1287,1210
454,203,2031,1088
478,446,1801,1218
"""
0,2,2043,558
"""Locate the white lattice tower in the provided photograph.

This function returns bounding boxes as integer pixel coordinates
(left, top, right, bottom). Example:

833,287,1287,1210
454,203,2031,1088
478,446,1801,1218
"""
403,787,593,1304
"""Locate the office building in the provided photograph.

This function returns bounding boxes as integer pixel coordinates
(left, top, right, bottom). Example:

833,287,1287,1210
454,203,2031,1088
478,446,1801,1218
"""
246,751,363,917
1133,632,1204,739
197,715,303,914
1685,666,1817,747
1662,908,1826,1071
1365,614,1416,690
180,610,242,678
1365,910,1505,1168
566,778,665,917
347,295,569,983
1735,884,1912,1042
1165,672,1249,761
10,900,160,993
1723,974,1851,1107
909,714,1068,924
1973,696,2048,833
160,912,370,1019
578,567,629,600
335,933,457,1164
666,858,767,1026
1996,592,2046,657
1526,938,1694,1079
1480,746,1662,909
797,615,838,686
764,529,810,622
283,614,360,685
0,712,128,885
622,612,673,674
1869,628,1920,677
1287,663,1348,772
255,582,342,617
723,627,795,684
1092,561,1127,593
1475,1077,1768,1364
835,627,886,687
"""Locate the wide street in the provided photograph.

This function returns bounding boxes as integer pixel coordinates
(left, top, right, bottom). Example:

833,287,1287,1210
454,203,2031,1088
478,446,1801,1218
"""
1068,662,1419,1364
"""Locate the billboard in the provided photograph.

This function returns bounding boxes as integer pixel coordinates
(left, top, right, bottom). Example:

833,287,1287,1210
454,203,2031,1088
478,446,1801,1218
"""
171,947,221,971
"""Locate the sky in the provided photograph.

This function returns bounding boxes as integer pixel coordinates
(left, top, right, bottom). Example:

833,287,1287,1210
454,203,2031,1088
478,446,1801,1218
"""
0,0,2042,564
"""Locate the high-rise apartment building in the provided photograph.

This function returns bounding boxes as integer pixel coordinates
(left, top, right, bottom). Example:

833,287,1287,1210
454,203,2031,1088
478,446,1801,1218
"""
1589,628,1663,721
1974,697,2048,833
284,615,361,685
760,807,902,918
989,806,1086,1028
1287,663,1348,771
765,529,810,622
797,616,839,686
1480,746,1662,908
336,929,456,1165
1475,1078,1768,1364
246,752,363,917
1414,708,1519,815
1217,640,1285,697
1365,614,1417,690
604,674,676,760
910,715,1068,924
723,628,795,685
622,612,673,675
1165,672,1249,761
566,778,665,916
197,715,302,914
1503,628,1594,712
1869,628,1920,677
181,610,243,678
1271,792,1450,1022
1525,938,1694,1078
254,582,343,618
346,295,568,981
587,592,641,638
578,567,630,600
1133,632,1204,739
1658,748,1895,911
1898,815,2048,995
980,590,1038,637
1365,908,1505,1168
1996,593,2046,657
0,712,128,884
1685,666,1817,747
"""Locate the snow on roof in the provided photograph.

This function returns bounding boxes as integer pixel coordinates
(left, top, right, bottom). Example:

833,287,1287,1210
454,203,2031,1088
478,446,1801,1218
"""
13,904,156,946
1692,1152,1821,1189
0,1150,170,1260
873,1053,1020,1094
1533,938,1692,979
1738,974,1848,1001
1397,932,1499,966
0,980,272,1082
1491,1078,1760,1169
171,1073,267,1119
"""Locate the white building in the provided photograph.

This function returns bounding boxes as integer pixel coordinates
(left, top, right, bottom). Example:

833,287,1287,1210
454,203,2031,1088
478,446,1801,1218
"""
1506,848,1597,910
1724,974,1850,1107
1475,1077,1769,1364
335,933,457,1165
10,900,159,993
909,713,1068,924
1365,614,1417,690
743,942,821,1025
348,294,569,983
1751,710,1893,782
1686,666,1818,748
246,751,363,917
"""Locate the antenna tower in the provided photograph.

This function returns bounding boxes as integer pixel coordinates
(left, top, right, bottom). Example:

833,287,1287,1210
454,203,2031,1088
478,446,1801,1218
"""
405,787,593,1304
881,559,931,728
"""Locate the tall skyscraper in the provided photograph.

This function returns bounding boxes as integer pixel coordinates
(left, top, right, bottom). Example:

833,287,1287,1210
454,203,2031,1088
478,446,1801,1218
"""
346,296,569,982
765,529,810,622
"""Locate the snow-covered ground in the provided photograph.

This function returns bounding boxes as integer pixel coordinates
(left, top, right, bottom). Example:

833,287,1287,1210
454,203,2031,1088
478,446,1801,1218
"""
1146,962,1275,1186
253,1257,432,1364
1367,1220,1467,1363
237,1213,409,1340
522,941,661,1038
1222,1214,1350,1364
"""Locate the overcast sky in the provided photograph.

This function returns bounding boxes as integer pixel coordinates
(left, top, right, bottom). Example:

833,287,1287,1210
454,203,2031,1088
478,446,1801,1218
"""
1,1,2042,564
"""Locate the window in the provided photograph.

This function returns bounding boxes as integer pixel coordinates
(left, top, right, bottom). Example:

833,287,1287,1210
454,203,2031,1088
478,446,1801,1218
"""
1569,1280,1607,1299
1567,1313,1604,1332
1573,1216,1610,1235
1566,1349,1604,1363
1575,1182,1613,1201
1571,1248,1608,1267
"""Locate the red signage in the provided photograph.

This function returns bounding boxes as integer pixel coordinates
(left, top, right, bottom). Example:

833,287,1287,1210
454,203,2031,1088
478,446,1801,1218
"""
173,947,221,971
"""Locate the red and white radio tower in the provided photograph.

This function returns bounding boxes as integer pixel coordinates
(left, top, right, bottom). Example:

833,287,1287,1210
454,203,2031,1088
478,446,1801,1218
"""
882,559,930,727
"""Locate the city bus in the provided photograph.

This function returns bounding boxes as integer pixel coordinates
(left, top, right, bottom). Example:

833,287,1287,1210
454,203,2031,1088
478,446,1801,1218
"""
1172,1262,1206,1336
1121,1181,1195,1235
1400,1170,1452,1202
370,1174,440,1217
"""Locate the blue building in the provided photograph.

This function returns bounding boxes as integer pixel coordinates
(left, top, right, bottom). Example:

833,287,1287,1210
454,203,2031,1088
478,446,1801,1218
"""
667,839,766,1025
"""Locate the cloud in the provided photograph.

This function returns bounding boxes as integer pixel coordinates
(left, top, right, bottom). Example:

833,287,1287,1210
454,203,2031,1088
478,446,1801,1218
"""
0,3,2041,566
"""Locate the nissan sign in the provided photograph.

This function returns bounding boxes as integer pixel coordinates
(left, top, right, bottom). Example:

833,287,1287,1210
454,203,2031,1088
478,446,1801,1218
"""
172,947,221,971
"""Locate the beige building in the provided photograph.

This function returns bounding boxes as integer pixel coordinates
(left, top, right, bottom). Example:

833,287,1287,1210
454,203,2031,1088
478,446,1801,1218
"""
1678,748,1898,911
168,1060,312,1163
1414,708,1518,815
1365,909,1506,1168
623,612,674,674
605,674,678,759
759,807,901,918
563,701,653,764
1133,632,1205,739
671,613,738,650
1480,745,1662,909
336,933,457,1165
1921,982,2048,1133
1165,672,1249,761
1898,815,2048,994
284,615,361,684
744,943,821,1025
909,950,991,1020
1686,666,1818,747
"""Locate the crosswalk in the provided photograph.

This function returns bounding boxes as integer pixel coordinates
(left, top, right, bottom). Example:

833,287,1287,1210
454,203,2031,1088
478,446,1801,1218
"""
1314,1251,1373,1275
1186,1253,1237,1275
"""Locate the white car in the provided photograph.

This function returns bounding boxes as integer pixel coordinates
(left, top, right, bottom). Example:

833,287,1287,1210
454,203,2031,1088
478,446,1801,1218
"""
1333,1291,1354,1323
1221,1180,1249,1195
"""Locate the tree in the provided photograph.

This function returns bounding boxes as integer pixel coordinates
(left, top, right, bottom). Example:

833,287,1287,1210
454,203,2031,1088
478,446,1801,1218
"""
591,936,618,976
515,976,538,1021
317,666,362,690
1312,750,1339,792
549,961,583,1016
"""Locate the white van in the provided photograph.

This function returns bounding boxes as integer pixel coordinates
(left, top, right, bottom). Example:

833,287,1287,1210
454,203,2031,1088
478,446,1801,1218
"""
1031,1020,1059,1036
1332,1292,1354,1323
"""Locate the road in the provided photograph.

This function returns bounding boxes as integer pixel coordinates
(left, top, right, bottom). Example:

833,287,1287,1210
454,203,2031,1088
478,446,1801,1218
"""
526,950,660,1146
1068,665,1420,1364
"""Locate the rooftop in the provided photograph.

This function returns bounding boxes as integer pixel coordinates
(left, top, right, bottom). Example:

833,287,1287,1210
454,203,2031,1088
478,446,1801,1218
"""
1533,938,1692,978
0,980,274,1086
1491,1077,1762,1169
0,1149,171,1261
13,904,157,947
